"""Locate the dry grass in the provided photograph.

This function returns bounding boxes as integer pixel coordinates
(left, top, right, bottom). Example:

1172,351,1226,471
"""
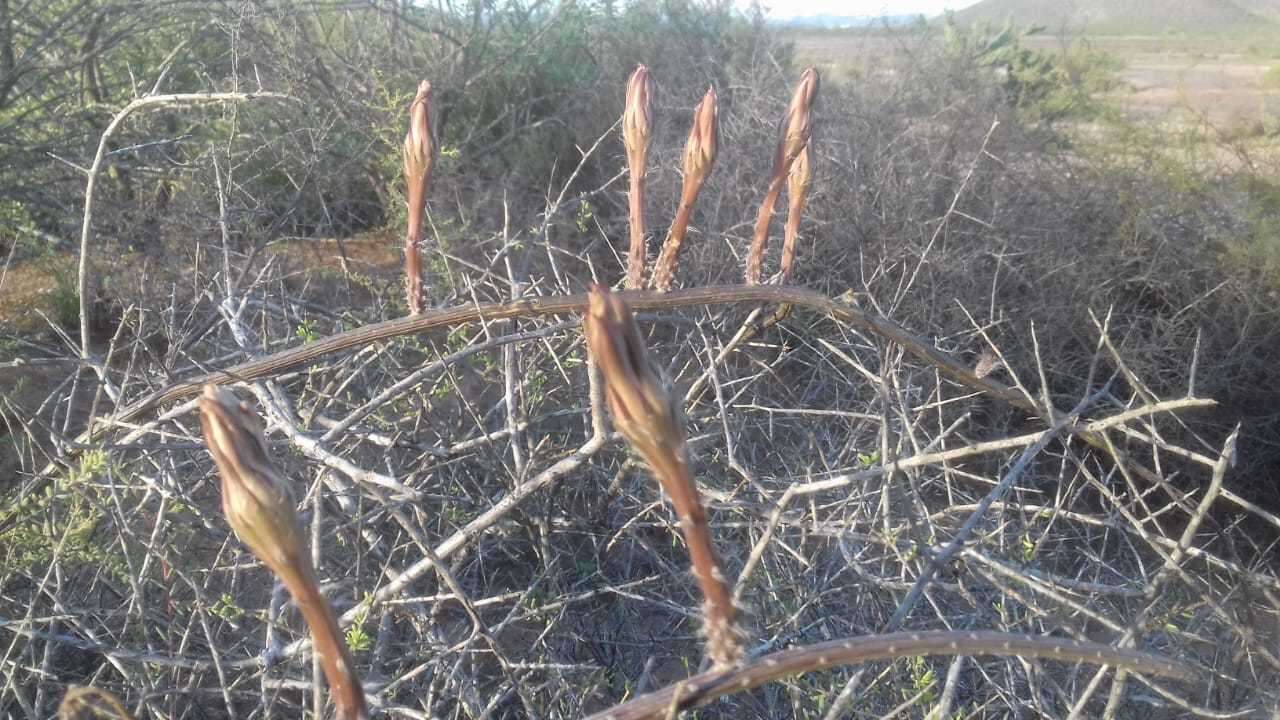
3,202,1276,718
3,14,1280,720
788,28,1280,132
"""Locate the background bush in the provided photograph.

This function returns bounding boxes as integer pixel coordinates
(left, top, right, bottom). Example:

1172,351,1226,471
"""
2,2,1279,717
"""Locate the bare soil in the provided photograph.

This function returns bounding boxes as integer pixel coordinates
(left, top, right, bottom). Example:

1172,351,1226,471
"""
789,30,1280,130
1117,51,1280,127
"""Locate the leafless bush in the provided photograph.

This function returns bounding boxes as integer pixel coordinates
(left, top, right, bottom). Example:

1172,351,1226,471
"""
2,5,1280,720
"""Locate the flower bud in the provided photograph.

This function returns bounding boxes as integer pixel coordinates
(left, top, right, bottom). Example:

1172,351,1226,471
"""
623,66,655,290
198,385,305,577
583,285,685,459
777,67,819,174
403,80,435,185
682,86,718,186
623,65,654,161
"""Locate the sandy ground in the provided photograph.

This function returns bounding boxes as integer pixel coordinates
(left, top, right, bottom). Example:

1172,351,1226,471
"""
788,31,1280,130
1119,52,1280,127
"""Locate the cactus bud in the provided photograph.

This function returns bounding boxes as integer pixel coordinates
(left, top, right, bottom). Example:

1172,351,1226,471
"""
682,86,718,187
623,66,655,289
776,67,819,176
622,65,654,162
403,80,435,315
651,86,718,292
198,385,305,576
403,80,435,185
583,286,743,667
583,285,682,457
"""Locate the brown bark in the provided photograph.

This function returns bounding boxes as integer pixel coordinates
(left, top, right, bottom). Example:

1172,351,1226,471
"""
586,630,1191,720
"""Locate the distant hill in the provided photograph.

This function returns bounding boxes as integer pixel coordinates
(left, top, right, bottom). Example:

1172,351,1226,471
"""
952,0,1280,34
771,13,923,29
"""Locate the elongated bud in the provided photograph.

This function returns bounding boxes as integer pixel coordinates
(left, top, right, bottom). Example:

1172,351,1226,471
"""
198,385,369,720
623,65,654,162
682,86,718,187
403,80,435,315
623,66,655,289
584,286,743,667
775,67,819,176
651,87,718,292
198,385,305,575
779,143,812,283
747,68,820,284
583,285,683,457
403,80,435,185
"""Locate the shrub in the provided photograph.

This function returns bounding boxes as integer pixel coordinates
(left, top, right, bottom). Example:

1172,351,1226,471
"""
3,4,1279,718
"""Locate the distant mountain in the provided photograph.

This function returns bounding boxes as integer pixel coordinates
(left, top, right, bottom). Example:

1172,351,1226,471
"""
952,0,1280,34
771,13,923,29
1231,0,1280,23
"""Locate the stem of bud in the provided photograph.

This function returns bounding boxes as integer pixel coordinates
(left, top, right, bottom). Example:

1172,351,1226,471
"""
583,287,742,667
780,144,812,283
653,86,718,293
198,385,369,720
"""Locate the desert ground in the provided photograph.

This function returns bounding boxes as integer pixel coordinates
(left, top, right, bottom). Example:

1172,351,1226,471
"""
787,28,1280,130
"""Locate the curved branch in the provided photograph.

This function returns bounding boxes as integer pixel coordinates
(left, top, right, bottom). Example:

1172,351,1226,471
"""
585,630,1191,720
110,285,1035,424
77,91,293,359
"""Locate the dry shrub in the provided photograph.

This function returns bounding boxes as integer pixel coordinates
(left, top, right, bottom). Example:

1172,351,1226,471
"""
2,6,1279,720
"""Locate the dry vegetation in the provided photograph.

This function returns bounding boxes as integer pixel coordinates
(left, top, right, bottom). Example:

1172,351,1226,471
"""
2,2,1280,718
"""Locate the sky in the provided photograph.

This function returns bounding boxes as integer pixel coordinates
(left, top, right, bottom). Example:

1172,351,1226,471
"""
755,0,982,19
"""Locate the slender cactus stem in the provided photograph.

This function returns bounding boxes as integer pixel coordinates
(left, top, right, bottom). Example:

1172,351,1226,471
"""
625,164,648,289
652,176,704,292
583,286,741,666
280,564,368,720
779,144,812,283
745,178,785,284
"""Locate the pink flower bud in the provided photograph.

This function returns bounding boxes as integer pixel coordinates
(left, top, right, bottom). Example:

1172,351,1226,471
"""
623,65,654,161
403,80,435,185
583,285,683,458
198,385,305,576
682,86,719,186
777,67,819,174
